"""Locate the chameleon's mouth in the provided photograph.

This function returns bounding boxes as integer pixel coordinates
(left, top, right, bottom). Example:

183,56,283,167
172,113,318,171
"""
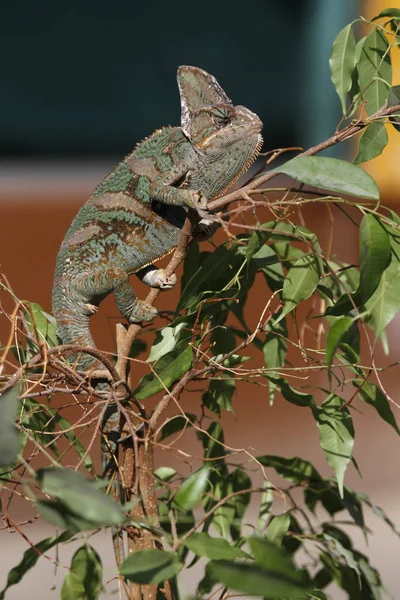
213,134,264,200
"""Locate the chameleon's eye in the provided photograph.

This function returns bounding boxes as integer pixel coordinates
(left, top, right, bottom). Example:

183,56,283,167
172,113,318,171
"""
212,105,233,126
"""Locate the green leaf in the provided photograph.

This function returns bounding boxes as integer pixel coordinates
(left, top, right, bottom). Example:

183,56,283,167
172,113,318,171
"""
223,468,252,540
154,466,176,482
357,491,400,537
184,532,248,560
323,533,361,579
321,549,381,599
358,555,383,600
305,484,366,533
26,302,58,347
282,515,303,555
325,216,392,317
275,156,380,200
158,413,196,441
366,240,400,338
0,531,74,600
354,122,388,164
326,316,354,372
266,512,291,546
314,395,354,497
198,421,226,462
203,377,236,415
257,487,274,532
197,572,217,596
120,550,182,585
69,545,102,600
208,536,311,597
35,499,100,531
257,455,322,485
35,468,125,528
359,215,391,303
147,322,187,362
348,36,365,116
174,468,210,511
246,228,271,261
388,85,400,132
356,381,400,435
263,320,288,404
277,254,321,321
0,385,20,467
60,573,87,600
135,346,192,400
358,28,392,115
206,559,310,599
278,379,315,407
210,481,234,539
329,23,356,114
372,8,400,20
255,244,285,292
178,244,241,310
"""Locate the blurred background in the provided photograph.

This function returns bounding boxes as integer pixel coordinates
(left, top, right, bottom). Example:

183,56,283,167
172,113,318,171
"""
1,0,399,598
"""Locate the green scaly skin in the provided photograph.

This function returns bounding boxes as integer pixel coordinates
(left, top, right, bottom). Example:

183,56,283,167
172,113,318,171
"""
52,66,263,563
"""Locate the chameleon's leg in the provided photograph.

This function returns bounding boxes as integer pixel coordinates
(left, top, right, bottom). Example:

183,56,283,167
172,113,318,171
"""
136,264,177,290
153,184,209,213
114,280,158,323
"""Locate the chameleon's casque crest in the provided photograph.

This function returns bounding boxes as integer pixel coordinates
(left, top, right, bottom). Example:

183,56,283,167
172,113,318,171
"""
178,65,233,138
52,66,263,370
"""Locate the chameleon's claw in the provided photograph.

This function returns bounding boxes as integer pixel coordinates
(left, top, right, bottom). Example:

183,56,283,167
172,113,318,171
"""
194,217,219,241
190,190,209,216
85,303,99,315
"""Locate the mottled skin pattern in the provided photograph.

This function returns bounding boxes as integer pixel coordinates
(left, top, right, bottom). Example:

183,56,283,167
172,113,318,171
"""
52,66,263,370
52,67,263,564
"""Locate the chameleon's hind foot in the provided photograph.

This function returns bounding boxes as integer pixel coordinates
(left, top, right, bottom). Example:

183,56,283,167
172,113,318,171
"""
141,269,177,290
129,300,158,323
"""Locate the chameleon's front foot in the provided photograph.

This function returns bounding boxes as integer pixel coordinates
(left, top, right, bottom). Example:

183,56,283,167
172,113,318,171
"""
141,269,177,290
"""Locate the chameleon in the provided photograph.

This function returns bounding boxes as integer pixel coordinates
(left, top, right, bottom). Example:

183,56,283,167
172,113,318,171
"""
52,65,263,370
52,66,263,565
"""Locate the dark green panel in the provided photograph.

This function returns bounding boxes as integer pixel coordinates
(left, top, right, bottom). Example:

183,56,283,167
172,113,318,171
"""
0,0,359,157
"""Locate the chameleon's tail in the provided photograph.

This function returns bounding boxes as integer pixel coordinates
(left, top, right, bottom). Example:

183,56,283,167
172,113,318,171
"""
52,281,99,371
52,282,125,564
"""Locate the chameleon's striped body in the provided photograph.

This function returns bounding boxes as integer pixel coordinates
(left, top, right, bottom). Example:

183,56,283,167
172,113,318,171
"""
52,68,263,368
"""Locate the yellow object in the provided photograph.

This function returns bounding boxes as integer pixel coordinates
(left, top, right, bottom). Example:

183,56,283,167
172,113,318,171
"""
361,0,400,201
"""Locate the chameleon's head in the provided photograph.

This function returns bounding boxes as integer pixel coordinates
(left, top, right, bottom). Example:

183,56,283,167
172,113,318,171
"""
177,66,263,196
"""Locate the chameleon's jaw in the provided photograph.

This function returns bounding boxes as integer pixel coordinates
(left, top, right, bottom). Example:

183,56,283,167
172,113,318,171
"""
213,133,263,200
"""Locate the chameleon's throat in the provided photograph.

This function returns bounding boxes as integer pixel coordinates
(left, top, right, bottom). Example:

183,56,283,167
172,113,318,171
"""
213,134,263,200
